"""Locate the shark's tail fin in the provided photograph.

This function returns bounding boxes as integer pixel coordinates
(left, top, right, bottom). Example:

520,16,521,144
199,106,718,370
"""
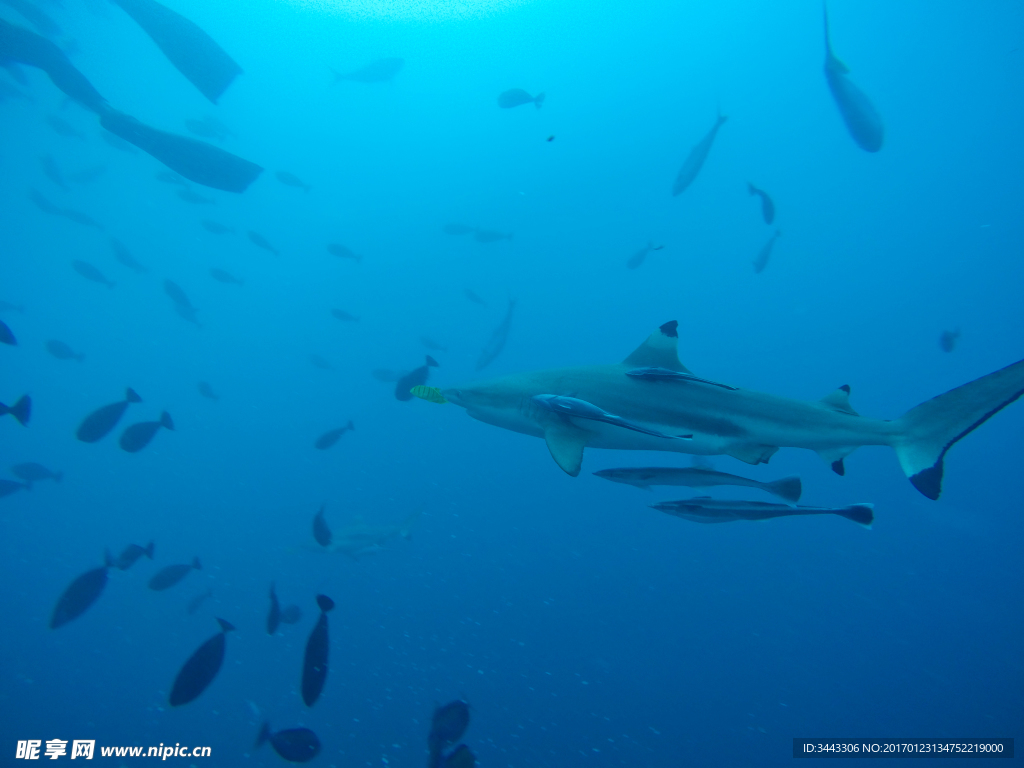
893,358,1024,499
765,476,802,504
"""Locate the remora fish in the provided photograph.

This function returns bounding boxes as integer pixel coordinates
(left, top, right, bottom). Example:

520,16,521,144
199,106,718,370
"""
823,5,884,152
332,57,404,83
76,388,141,442
256,724,321,764
498,88,545,109
672,112,727,196
119,411,174,452
476,299,515,371
748,183,775,224
148,556,201,591
652,497,874,527
533,394,691,440
315,421,354,450
440,319,1024,499
321,511,419,559
301,594,334,706
594,467,801,502
396,356,438,401
50,551,115,628
168,618,234,706
753,230,781,274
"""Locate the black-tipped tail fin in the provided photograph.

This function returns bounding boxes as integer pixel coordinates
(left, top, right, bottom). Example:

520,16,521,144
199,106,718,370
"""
836,503,874,528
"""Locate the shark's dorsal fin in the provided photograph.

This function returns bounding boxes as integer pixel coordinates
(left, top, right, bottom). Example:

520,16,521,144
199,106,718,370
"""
543,423,587,477
622,321,691,373
820,384,859,415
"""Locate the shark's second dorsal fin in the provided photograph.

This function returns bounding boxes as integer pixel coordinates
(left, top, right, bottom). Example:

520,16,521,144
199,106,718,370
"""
543,423,587,477
820,384,859,415
622,321,691,373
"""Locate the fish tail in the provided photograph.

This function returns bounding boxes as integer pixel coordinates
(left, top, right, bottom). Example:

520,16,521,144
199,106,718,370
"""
160,411,175,430
534,92,545,109
7,395,31,426
836,503,874,528
426,355,439,367
144,541,155,559
255,722,271,748
126,387,142,403
765,476,802,504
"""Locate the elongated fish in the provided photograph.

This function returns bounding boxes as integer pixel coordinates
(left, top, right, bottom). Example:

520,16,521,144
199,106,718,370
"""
498,88,544,109
72,260,114,288
0,479,29,498
169,617,234,706
747,183,775,224
256,724,321,764
753,230,781,274
267,583,281,635
50,551,114,629
672,112,727,196
115,541,154,570
110,238,148,273
76,388,141,442
301,594,334,706
247,231,279,255
315,421,354,450
312,505,332,547
823,6,884,152
46,339,84,361
594,467,801,502
275,171,310,191
148,556,201,591
533,395,691,440
652,497,874,527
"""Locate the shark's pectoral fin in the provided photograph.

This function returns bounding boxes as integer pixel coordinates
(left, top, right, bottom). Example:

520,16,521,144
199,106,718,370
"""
725,443,779,465
622,320,692,373
543,423,588,477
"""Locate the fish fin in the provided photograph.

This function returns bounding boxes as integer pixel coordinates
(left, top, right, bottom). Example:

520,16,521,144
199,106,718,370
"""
823,5,849,73
126,387,142,403
255,722,271,748
160,411,175,430
837,503,874,528
765,476,802,503
426,355,439,367
316,594,335,612
724,443,778,465
894,357,1024,499
9,395,31,426
815,446,856,473
819,384,859,415
216,617,235,632
145,541,155,559
622,320,692,373
543,422,587,477
192,556,202,570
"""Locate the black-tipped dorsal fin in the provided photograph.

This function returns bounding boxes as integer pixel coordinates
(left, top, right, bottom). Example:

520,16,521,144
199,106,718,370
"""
820,384,859,415
622,321,691,373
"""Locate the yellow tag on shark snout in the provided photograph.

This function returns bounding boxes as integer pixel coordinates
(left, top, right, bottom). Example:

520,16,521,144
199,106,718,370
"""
410,385,447,404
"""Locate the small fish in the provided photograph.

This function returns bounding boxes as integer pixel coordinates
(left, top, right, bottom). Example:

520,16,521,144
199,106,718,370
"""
72,260,114,287
327,243,361,261
410,385,447,404
248,231,279,255
201,219,234,235
420,336,447,352
187,588,214,615
255,724,321,764
625,366,738,390
330,309,359,322
473,229,512,243
101,131,136,153
309,354,333,371
463,288,486,305
823,6,884,152
110,239,147,273
50,552,114,629
476,299,515,371
0,394,31,425
651,497,874,527
594,467,802,502
626,241,664,270
371,369,404,382
0,318,18,345
267,583,281,635
156,170,188,186
301,594,334,706
60,208,102,228
753,230,781,274
168,617,234,706
0,479,29,498
163,279,193,308
314,421,354,450
280,605,302,624
498,88,545,109
76,388,140,442
312,504,332,547
149,557,201,591
673,112,728,196
46,114,85,139
119,411,174,453
429,700,471,755
275,171,310,192
209,268,243,285
115,541,154,571
939,329,961,353
45,339,84,361
177,188,215,204
332,57,404,83
197,381,219,401
29,188,63,215
40,154,67,188
396,356,438,401
11,462,63,487
747,183,775,224
532,394,692,440
443,223,475,236
67,165,106,183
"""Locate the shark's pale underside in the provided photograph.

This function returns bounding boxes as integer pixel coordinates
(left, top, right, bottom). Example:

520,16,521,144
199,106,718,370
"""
441,321,1024,499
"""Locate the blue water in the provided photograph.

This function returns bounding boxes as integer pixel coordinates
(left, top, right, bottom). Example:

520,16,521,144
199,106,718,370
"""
2,0,1022,765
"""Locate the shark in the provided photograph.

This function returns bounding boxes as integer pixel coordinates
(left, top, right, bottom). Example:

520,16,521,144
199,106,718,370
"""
440,321,1024,500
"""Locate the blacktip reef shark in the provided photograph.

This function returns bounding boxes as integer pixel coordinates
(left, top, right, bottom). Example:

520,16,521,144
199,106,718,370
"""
435,320,1024,499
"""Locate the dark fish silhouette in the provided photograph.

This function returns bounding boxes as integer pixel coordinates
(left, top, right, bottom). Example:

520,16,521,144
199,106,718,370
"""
939,330,960,353
332,57,404,83
186,587,213,615
395,356,438,401
498,88,544,109
109,0,241,103
40,154,67,188
46,339,84,361
201,219,234,235
463,288,486,306
0,394,31,425
275,171,310,191
301,594,334,706
752,230,781,274
0,478,28,498
440,744,476,768
747,183,775,224
594,467,802,502
626,241,663,270
197,381,219,400
473,229,512,243
11,462,63,487
330,309,359,322
247,231,279,255
50,552,114,629
476,299,515,371
256,723,321,763
164,280,199,325
430,700,470,752
76,388,141,442
68,165,107,183
312,504,332,547
119,411,173,452
823,6,884,152
168,617,235,706
327,243,361,261
115,541,154,570
29,187,63,215
148,556,201,591
309,354,333,371
280,605,302,624
266,583,281,635
176,188,214,204
46,113,84,139
420,336,447,352
673,112,727,195
110,239,148,273
209,268,242,285
315,421,354,450
72,260,114,288
443,223,475,235
0,319,16,345
651,497,874,527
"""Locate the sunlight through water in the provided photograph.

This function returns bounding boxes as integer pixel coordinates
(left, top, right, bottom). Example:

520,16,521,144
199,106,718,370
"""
286,0,534,21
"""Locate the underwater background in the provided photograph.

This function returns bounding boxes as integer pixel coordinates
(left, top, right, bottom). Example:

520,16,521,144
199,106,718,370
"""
1,0,1022,765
